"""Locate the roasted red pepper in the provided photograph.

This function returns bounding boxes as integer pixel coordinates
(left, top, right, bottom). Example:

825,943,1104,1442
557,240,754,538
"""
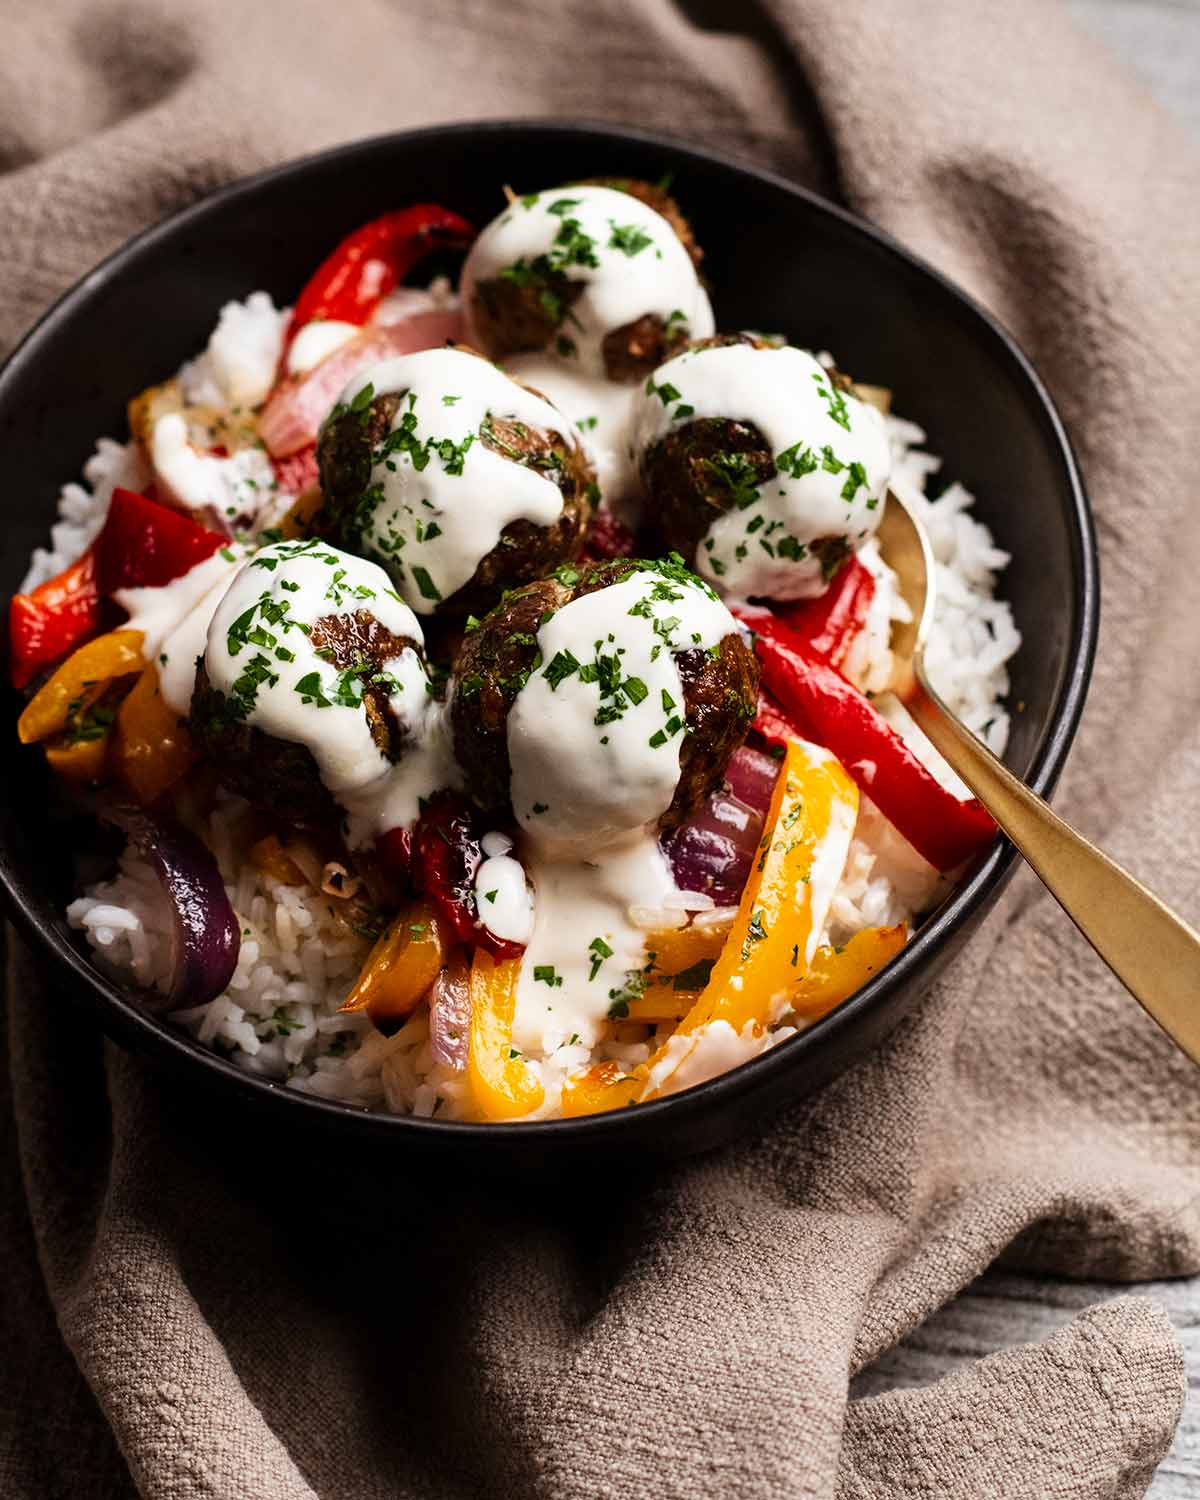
94,487,226,595
411,791,524,960
743,611,997,873
8,489,227,690
774,556,875,666
8,552,104,690
581,509,638,562
282,204,475,358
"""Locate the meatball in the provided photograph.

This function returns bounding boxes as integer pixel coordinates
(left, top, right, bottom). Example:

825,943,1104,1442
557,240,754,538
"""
191,606,422,825
190,539,439,830
316,345,596,619
633,338,893,601
461,183,714,383
450,557,758,832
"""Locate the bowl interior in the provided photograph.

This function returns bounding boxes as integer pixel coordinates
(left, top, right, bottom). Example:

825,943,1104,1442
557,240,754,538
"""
0,122,1095,1154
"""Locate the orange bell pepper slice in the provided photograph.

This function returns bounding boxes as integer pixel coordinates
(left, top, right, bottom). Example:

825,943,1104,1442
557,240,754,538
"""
789,923,907,1021
17,629,145,744
112,661,196,805
641,739,858,1099
466,950,544,1121
44,734,112,785
340,898,445,1031
560,1062,641,1118
642,919,731,979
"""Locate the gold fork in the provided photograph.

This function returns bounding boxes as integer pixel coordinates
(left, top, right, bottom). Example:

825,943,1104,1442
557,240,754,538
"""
877,486,1200,1061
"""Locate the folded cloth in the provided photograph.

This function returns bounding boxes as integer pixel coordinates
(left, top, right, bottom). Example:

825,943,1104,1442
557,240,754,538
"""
3,1,1199,1497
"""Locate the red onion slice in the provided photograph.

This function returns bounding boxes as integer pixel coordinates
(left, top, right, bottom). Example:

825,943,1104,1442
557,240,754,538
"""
662,790,766,905
104,805,240,1010
722,745,781,815
258,307,464,457
429,953,471,1071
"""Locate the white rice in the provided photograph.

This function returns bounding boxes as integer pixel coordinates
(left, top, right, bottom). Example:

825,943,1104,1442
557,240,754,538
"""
42,294,1019,1118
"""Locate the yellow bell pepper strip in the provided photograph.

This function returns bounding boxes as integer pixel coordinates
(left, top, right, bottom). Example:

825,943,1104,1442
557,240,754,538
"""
465,950,544,1121
641,739,858,1099
560,1062,642,1118
112,662,196,805
623,984,696,1026
789,923,907,1022
642,919,731,979
44,733,111,785
17,629,145,745
340,898,445,1032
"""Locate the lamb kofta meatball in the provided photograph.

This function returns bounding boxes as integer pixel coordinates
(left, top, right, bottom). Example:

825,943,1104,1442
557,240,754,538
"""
450,556,758,851
190,538,447,839
632,337,893,601
317,345,596,619
460,183,714,383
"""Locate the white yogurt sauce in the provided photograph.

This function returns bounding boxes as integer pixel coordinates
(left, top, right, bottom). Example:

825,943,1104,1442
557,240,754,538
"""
504,564,739,1050
473,831,535,947
116,547,247,714
150,412,278,523
203,538,452,846
507,567,735,851
631,343,892,600
511,830,678,1054
505,353,640,516
461,186,714,380
335,346,572,615
287,319,361,376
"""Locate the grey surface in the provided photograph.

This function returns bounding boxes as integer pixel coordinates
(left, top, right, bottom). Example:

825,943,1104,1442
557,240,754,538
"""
856,5,1200,1494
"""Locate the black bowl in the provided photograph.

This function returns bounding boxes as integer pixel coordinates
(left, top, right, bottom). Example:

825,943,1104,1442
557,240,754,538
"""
0,121,1097,1168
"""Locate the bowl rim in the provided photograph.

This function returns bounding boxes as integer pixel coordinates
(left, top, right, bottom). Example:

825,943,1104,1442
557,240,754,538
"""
0,117,1099,1145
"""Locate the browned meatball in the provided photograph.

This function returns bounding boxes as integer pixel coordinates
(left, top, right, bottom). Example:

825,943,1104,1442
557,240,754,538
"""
450,557,758,824
468,178,704,382
189,609,422,825
317,353,596,620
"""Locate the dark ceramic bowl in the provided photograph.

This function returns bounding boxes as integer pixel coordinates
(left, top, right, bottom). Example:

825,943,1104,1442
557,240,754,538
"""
0,121,1096,1167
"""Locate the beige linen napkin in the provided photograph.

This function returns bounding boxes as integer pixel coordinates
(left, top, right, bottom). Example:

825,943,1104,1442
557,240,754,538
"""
3,1,1199,1496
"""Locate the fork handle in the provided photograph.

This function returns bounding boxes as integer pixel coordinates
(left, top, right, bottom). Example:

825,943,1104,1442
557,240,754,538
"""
910,665,1200,1062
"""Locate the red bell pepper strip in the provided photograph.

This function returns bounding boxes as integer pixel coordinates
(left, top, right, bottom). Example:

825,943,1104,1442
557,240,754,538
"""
752,688,805,753
282,204,475,359
8,489,227,689
774,556,875,666
412,791,524,960
94,487,226,595
743,612,997,873
8,552,103,690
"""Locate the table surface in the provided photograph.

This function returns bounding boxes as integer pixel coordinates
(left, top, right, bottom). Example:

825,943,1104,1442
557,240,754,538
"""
855,6,1200,1491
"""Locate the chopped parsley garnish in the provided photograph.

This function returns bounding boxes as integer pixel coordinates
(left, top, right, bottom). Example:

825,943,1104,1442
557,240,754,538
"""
606,969,645,1019
672,958,715,991
706,451,761,511
741,909,769,962
813,373,852,430
588,936,614,981
544,649,581,690
533,965,563,987
411,565,442,602
608,220,654,257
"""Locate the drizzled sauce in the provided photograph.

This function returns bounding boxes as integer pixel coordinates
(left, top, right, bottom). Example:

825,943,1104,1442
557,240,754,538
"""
632,342,892,600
